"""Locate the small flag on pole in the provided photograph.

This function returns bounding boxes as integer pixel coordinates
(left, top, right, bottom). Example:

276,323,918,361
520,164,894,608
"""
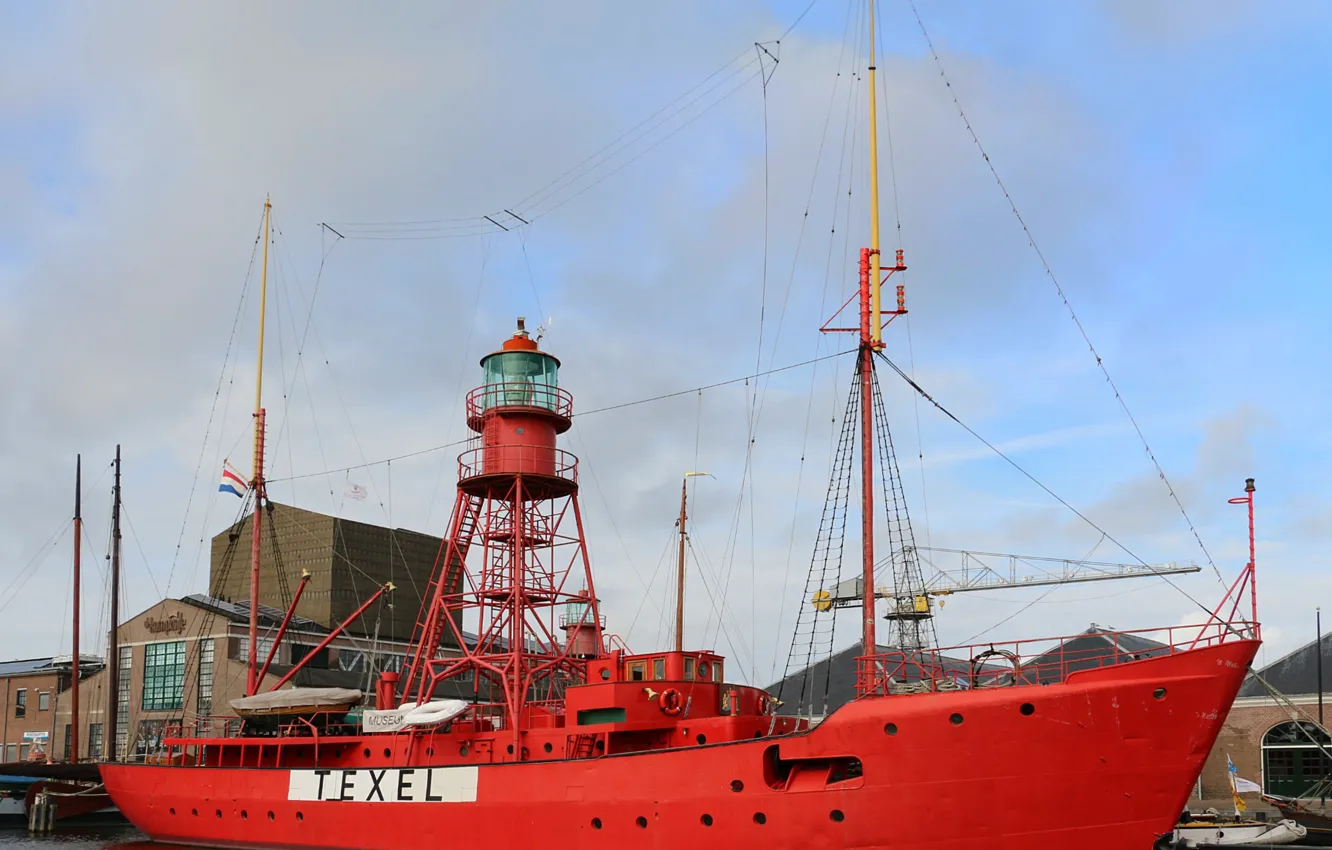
1227,754,1253,812
345,482,368,501
218,463,248,499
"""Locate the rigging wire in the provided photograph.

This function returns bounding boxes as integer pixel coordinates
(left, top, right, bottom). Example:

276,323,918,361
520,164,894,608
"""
165,209,264,596
906,0,1221,583
874,350,1220,622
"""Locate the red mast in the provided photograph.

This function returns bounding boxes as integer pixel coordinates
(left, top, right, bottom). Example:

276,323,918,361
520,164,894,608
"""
402,318,603,758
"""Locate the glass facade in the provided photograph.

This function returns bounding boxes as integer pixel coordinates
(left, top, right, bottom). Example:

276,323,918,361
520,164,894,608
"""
142,640,186,711
197,639,215,716
88,723,103,759
117,646,132,716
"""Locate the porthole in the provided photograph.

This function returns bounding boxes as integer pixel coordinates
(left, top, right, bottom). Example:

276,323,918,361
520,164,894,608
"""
296,812,304,822
696,734,707,745
701,814,714,827
215,810,222,819
362,748,371,758
383,748,392,758
507,744,515,754
1020,703,1035,716
884,722,898,735
460,745,470,756
753,812,767,825
595,740,605,751
544,742,553,753
730,779,744,792
169,808,176,816
830,809,845,823
191,809,198,817
600,668,611,680
267,812,275,821
241,811,248,820
1154,687,1167,700
636,816,648,828
949,713,964,726
591,817,602,829
426,747,434,756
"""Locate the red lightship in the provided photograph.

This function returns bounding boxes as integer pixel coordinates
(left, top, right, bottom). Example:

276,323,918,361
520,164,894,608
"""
101,5,1261,849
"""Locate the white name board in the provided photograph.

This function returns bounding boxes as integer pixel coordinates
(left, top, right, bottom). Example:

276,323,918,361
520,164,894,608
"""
361,709,408,733
287,767,478,804
22,731,48,741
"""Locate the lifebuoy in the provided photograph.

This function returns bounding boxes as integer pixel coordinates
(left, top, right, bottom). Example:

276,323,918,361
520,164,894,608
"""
757,694,771,714
660,687,683,716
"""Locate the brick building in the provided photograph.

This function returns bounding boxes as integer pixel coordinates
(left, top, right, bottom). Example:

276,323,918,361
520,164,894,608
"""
1,656,103,763
208,502,451,643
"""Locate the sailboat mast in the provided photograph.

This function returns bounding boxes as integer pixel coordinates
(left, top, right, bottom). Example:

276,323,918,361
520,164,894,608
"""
107,445,121,760
71,455,81,762
247,197,272,697
675,478,688,653
859,0,884,657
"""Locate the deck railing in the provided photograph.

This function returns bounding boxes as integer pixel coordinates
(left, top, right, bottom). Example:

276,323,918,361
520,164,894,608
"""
466,383,573,420
855,620,1260,698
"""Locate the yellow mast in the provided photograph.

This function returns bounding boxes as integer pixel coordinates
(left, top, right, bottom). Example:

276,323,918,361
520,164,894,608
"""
867,0,883,346
255,196,271,445
247,196,271,696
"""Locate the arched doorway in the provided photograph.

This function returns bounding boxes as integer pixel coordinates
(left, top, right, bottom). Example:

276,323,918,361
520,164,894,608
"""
1263,721,1331,798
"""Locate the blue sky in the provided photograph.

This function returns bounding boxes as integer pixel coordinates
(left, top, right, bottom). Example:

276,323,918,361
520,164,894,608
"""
1,1,1330,683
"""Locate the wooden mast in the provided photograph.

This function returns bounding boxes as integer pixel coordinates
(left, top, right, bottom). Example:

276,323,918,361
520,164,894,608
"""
107,445,121,760
247,197,272,697
674,478,688,653
70,455,81,762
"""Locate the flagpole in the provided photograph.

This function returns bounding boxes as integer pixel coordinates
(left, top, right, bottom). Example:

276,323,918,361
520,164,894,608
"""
1318,606,1324,727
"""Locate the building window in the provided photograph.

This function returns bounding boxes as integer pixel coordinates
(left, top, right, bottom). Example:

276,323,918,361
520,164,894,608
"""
64,724,72,759
3,744,14,762
197,639,215,716
1263,721,1331,798
18,744,29,761
115,728,128,761
88,724,103,760
290,644,330,669
338,650,365,672
38,692,50,711
118,646,133,716
237,636,275,664
14,689,25,718
142,640,186,711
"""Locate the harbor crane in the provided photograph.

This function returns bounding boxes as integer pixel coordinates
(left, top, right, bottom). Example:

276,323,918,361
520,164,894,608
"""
813,546,1201,622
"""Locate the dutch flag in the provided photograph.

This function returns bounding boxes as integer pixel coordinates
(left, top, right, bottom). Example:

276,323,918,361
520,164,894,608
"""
219,463,248,498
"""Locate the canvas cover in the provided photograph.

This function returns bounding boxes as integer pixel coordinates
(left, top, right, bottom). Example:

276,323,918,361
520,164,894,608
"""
230,687,362,715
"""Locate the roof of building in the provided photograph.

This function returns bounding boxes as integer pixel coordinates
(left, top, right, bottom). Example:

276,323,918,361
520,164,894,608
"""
1238,632,1332,698
181,593,330,633
1022,624,1168,684
766,643,979,716
0,657,55,677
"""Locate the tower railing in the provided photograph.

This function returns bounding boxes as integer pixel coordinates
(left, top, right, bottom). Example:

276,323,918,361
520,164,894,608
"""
467,383,573,419
457,446,579,483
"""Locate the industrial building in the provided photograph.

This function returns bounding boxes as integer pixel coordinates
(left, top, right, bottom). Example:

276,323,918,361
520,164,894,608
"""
0,656,103,763
208,502,452,643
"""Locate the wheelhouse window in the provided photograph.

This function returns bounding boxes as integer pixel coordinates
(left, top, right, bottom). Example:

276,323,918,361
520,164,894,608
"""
142,640,186,711
652,658,665,680
684,657,695,680
628,661,645,681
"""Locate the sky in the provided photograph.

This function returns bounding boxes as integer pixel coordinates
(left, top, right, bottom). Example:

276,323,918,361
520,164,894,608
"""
1,0,1330,687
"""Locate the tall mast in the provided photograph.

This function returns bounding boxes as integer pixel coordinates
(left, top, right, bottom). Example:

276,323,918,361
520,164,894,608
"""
859,0,884,657
866,0,883,346
70,455,81,762
247,197,272,697
107,445,121,761
675,478,688,653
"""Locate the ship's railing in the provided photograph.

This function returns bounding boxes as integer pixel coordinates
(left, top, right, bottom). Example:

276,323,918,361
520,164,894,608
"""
855,620,1260,698
466,383,573,420
458,445,578,484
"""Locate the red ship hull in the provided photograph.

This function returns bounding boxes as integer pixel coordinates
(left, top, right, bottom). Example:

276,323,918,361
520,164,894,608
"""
101,638,1256,850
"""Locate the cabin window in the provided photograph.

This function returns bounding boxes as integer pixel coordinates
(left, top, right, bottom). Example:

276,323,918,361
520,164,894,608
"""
684,657,695,681
38,692,50,711
14,689,25,718
628,662,645,681
697,662,710,681
653,658,666,680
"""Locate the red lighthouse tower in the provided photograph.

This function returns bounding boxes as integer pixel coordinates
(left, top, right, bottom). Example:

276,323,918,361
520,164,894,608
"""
402,318,603,756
